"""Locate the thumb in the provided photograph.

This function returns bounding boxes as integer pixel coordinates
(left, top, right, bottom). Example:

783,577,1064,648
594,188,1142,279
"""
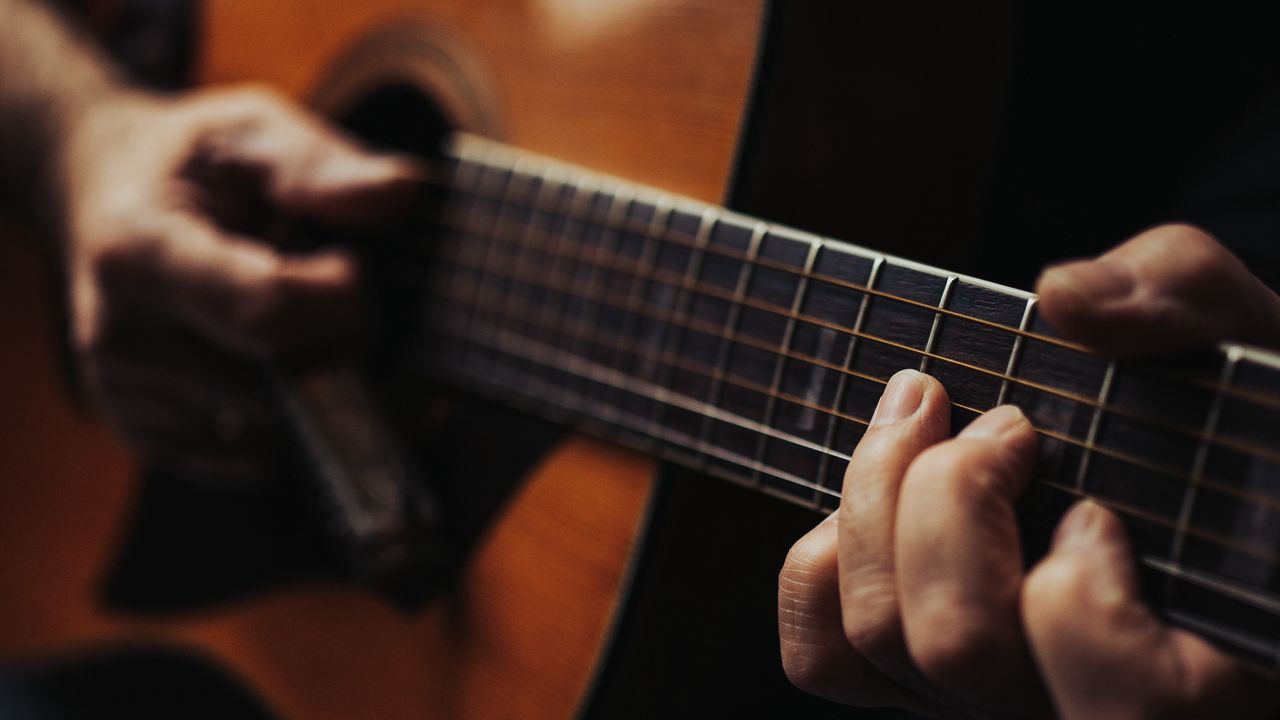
1022,501,1279,720
1035,224,1280,355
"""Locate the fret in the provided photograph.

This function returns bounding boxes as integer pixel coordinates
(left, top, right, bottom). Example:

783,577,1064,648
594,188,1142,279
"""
1074,360,1116,493
583,187,636,380
1176,348,1280,602
649,205,717,461
1006,307,1109,508
812,251,882,509
549,176,602,354
918,275,956,375
435,157,484,320
461,159,516,377
527,169,584,412
429,135,1280,672
609,195,672,428
836,260,950,457
1083,355,1223,548
499,162,549,373
996,297,1037,405
700,217,767,478
436,303,839,508
753,229,822,493
929,280,1030,427
565,183,629,408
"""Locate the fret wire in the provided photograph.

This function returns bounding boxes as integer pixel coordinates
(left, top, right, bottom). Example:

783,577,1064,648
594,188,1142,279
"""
430,285,1280,567
438,159,485,324
430,256,1280,524
594,186,640,421
486,157,544,382
435,208,1280,470
1035,475,1280,565
1143,555,1280,620
563,178,622,412
813,255,884,506
607,195,671,395
430,237,1280,520
648,205,718,460
458,149,514,372
1074,359,1116,493
448,136,1280,412
437,309,839,498
501,158,555,382
919,276,957,374
451,158,1076,352
525,165,585,418
752,236,822,483
1164,609,1279,664
996,297,1037,405
1170,349,1239,570
551,173,604,409
696,221,767,478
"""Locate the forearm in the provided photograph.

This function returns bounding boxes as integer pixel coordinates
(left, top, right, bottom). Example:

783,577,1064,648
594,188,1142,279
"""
0,0,122,241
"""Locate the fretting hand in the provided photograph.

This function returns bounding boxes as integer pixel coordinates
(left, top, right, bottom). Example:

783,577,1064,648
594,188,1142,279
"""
779,224,1280,718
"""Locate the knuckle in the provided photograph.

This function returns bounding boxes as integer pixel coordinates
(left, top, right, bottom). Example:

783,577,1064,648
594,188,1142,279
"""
904,442,972,493
226,83,289,114
841,589,903,662
905,439,1014,501
907,598,997,689
1024,551,1110,624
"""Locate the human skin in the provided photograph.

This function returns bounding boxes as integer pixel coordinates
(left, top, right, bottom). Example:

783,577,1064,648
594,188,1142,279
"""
779,224,1280,719
0,0,422,481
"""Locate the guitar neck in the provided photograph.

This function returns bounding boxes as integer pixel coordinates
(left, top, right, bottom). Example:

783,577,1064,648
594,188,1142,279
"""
419,132,1280,670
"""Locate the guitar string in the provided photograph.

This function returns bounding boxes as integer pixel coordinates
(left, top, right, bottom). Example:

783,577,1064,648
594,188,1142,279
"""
415,201,1280,473
436,324,1280,646
437,152,1280,416
427,247,1280,523
428,288,1280,571
431,142,1280,647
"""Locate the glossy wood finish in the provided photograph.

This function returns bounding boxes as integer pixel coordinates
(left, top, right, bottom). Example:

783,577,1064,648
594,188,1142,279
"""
1,2,764,718
201,0,764,204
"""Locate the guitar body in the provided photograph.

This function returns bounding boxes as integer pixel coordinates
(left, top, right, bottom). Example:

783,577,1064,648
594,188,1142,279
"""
8,1,805,718
12,1,1280,717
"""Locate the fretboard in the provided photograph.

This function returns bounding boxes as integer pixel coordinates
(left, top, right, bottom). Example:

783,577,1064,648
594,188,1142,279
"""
418,132,1280,671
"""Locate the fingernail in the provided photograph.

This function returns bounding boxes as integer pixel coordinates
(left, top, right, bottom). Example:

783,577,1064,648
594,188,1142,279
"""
1052,500,1109,552
871,370,925,426
1041,257,1135,304
959,404,1028,439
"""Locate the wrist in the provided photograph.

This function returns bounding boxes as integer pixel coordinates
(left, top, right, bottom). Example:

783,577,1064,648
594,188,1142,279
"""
0,0,127,246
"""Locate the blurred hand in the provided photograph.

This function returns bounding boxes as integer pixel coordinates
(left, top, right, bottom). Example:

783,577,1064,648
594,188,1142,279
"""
60,85,422,483
779,225,1280,718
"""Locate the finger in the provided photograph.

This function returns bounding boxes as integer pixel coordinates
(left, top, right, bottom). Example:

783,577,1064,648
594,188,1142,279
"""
192,87,425,226
895,405,1049,715
1036,223,1280,355
780,513,959,717
95,214,363,357
837,369,951,685
1023,501,1280,720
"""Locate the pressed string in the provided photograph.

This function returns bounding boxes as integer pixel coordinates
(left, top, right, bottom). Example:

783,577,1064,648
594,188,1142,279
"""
429,282,1280,570
432,136,1280,656
425,199,1280,472
429,248,1280,524
437,150,1280,418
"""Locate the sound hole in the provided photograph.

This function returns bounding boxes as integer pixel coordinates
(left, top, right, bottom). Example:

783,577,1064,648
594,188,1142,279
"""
335,82,452,159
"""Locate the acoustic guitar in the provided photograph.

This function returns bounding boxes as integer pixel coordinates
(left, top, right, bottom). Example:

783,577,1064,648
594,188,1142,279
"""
7,2,1280,718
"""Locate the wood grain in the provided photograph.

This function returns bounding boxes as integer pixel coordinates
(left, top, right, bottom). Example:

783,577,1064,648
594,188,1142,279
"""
1,1,763,718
